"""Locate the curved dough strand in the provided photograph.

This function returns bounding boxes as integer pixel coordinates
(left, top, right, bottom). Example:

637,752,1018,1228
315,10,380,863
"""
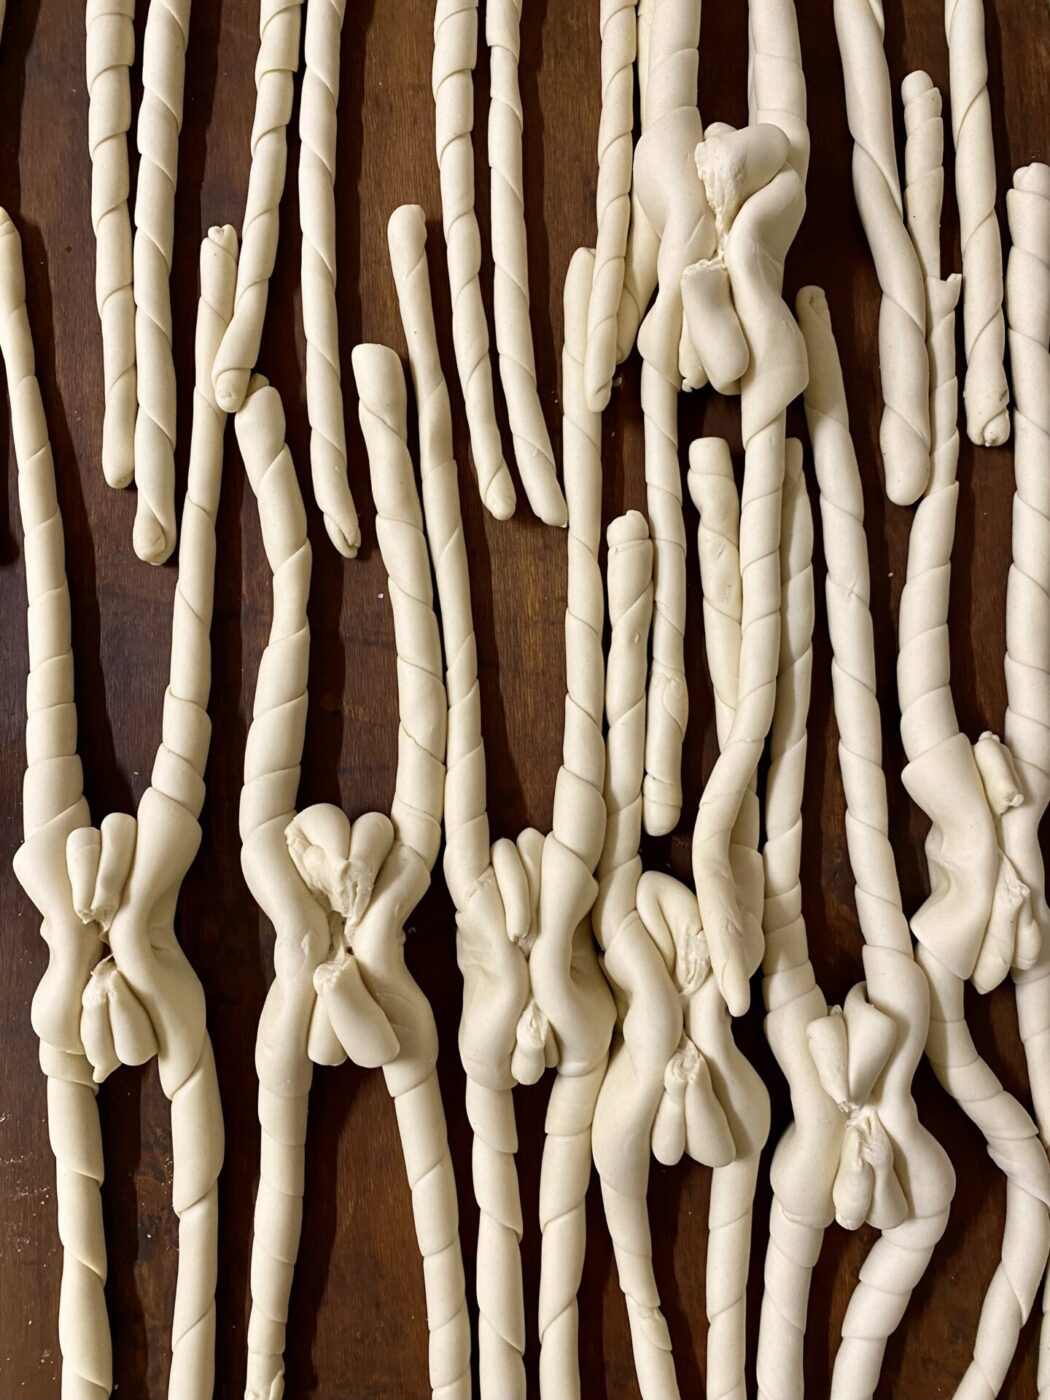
433,0,515,519
87,0,136,491
487,0,566,526
132,0,191,565
300,0,361,558
212,0,303,414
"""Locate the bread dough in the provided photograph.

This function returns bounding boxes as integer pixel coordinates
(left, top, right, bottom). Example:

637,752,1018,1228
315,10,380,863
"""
239,355,470,1400
212,0,303,414
300,0,361,558
584,0,638,411
797,283,956,1399
87,0,136,492
945,0,1010,446
433,0,515,519
6,215,237,1400
833,0,931,505
132,0,191,565
487,0,566,526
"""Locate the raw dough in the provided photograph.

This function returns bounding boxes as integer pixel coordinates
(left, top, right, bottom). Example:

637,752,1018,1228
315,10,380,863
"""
300,0,361,558
487,0,566,525
833,0,931,505
132,0,191,565
86,0,136,491
212,0,303,414
433,0,515,519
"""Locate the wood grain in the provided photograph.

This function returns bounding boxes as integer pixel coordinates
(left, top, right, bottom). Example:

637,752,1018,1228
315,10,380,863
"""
0,0,1048,1395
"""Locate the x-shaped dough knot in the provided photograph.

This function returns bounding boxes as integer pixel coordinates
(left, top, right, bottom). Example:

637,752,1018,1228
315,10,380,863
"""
806,988,908,1232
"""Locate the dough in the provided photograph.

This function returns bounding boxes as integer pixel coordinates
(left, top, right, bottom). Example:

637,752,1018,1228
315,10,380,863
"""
6,214,237,1400
945,0,1010,446
300,0,361,558
433,0,516,519
487,0,566,526
797,283,956,1399
86,0,136,491
212,0,303,414
584,0,637,411
833,0,931,505
132,0,191,565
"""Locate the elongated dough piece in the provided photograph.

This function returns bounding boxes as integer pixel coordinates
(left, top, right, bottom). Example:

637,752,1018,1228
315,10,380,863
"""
433,0,515,519
388,203,529,1400
4,207,112,1400
584,0,637,411
300,0,360,558
132,0,191,565
87,0,136,491
797,284,955,1400
212,0,303,414
945,0,1009,446
833,0,930,505
1005,163,1050,1400
487,0,566,526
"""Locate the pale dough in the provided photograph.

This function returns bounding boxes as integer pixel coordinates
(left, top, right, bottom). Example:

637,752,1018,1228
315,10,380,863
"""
945,0,1010,446
433,0,516,519
584,0,638,412
86,0,136,492
212,0,303,414
487,0,566,526
300,0,361,558
833,0,931,505
132,0,191,565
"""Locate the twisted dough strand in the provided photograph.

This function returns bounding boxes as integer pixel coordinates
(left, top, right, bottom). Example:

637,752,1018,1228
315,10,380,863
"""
300,0,360,558
533,247,613,1397
353,344,471,1400
213,0,303,414
3,209,111,1400
945,0,1009,446
237,379,314,1400
433,0,515,519
584,0,637,411
132,0,191,565
1006,164,1050,1400
487,0,566,526
902,72,944,285
799,285,955,1400
388,206,526,1399
87,0,136,491
833,0,930,505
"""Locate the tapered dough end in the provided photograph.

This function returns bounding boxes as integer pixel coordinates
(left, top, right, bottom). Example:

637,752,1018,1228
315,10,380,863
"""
584,372,613,416
880,418,930,505
206,223,239,263
607,507,649,550
481,468,517,522
387,202,427,263
1014,163,1050,197
133,503,176,566
901,68,936,110
103,448,135,491
351,342,405,416
213,364,251,414
527,475,568,529
965,397,1010,448
324,514,361,559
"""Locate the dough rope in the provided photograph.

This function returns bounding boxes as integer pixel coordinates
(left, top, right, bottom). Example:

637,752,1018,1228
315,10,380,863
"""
8,214,237,1400
1005,164,1050,1400
433,0,515,519
896,103,1050,1396
132,0,191,565
797,284,956,1400
212,0,303,414
86,0,136,492
614,0,658,366
832,0,931,505
300,0,361,559
530,247,614,1399
240,351,470,1400
4,208,112,1400
387,203,528,1399
945,0,1009,446
584,0,637,411
486,0,566,526
689,17,809,1015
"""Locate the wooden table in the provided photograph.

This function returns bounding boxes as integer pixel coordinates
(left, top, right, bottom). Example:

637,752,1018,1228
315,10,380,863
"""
1,0,1048,1395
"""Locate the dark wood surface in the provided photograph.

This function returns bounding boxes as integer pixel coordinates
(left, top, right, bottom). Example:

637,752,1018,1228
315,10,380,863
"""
1,0,1049,1395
